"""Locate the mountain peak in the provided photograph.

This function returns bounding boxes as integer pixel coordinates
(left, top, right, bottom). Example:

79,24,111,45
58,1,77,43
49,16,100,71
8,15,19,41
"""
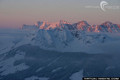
22,20,120,32
59,20,69,24
73,21,90,30
77,21,89,26
102,21,113,25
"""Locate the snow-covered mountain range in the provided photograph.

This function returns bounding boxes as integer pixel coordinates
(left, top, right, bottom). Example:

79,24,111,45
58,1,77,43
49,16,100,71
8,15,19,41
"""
22,20,120,32
0,21,120,54
0,21,120,80
21,20,120,53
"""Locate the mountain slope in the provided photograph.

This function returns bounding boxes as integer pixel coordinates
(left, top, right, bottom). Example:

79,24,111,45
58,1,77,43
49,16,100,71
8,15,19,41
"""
21,20,120,53
0,44,120,80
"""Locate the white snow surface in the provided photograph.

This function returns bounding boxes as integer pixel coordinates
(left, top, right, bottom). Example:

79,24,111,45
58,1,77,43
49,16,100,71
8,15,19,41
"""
0,21,120,54
0,51,29,75
25,76,49,80
70,70,83,80
36,67,44,72
52,67,62,73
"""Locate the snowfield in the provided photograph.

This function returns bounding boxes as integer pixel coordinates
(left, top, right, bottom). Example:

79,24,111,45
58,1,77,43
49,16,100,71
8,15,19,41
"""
0,21,120,54
0,51,29,75
25,76,49,80
0,20,120,80
0,44,120,80
70,70,83,80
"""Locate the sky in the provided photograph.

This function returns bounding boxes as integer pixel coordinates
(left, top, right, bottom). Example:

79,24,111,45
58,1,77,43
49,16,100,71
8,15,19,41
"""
0,0,120,28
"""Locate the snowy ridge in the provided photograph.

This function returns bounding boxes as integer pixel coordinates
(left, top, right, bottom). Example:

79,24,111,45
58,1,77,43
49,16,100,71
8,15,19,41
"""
32,20,70,30
0,21,120,80
21,20,120,53
22,20,120,33
0,21,118,54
